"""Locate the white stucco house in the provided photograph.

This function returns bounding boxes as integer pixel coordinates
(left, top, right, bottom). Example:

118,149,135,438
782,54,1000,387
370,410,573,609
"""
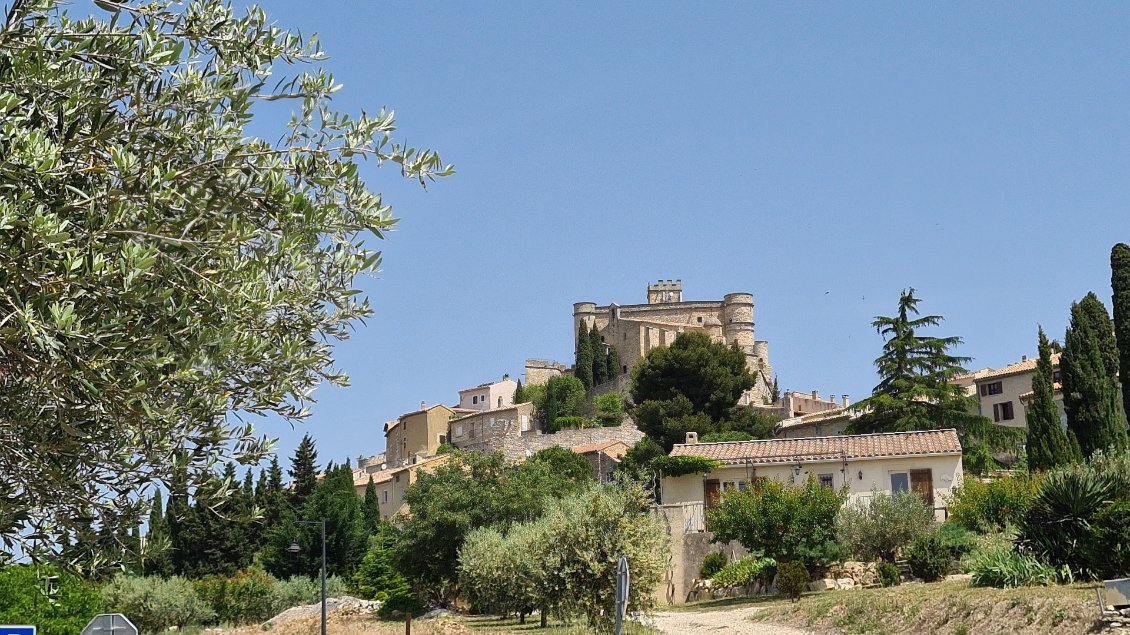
660,429,963,519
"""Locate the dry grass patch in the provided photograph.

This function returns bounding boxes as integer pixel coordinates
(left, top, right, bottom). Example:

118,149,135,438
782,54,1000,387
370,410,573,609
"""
752,579,1101,635
214,614,659,635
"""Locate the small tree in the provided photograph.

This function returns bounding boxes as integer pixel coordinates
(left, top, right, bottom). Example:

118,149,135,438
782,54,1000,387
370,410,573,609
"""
1112,243,1130,423
590,324,607,386
513,380,528,404
289,434,320,508
835,491,933,562
363,476,381,534
606,344,623,380
707,476,845,570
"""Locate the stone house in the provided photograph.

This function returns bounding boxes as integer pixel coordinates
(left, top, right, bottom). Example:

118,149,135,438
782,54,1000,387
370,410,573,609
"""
653,429,963,604
384,402,456,467
571,440,631,483
449,402,537,454
457,375,518,411
353,454,451,521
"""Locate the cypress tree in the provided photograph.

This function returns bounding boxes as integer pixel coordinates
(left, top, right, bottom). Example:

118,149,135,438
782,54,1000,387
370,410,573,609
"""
289,433,320,508
143,489,173,576
513,379,527,404
589,325,606,385
1062,293,1128,457
575,321,594,389
605,344,621,380
363,475,381,533
1027,327,1078,471
1112,243,1130,421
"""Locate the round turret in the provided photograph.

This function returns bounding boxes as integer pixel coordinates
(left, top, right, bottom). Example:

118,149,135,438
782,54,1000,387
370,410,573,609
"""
722,293,755,348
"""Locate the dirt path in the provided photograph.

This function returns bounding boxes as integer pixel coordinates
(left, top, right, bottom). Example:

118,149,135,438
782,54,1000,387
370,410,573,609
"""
650,606,818,635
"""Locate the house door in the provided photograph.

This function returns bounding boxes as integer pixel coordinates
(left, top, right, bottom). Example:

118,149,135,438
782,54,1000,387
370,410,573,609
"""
704,479,721,509
910,469,934,507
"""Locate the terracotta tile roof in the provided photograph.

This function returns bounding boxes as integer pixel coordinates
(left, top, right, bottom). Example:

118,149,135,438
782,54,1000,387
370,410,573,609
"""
669,429,961,466
1019,382,1062,401
975,353,1061,382
571,440,629,458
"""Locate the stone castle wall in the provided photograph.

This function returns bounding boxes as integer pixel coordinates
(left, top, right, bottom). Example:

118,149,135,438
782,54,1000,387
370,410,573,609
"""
493,418,645,462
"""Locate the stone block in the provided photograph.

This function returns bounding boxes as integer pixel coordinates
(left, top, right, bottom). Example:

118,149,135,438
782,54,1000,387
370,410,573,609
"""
808,579,835,592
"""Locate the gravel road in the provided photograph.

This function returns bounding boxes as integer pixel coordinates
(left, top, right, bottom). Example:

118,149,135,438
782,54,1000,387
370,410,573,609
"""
650,606,817,635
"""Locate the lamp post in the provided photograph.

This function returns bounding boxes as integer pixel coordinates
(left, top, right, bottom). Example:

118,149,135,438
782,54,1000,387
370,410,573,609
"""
289,518,327,635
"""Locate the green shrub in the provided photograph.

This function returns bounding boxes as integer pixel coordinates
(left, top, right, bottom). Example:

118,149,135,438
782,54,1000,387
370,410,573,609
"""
965,541,1069,588
553,415,590,430
948,473,1041,533
776,561,809,601
907,530,951,582
595,392,624,426
1018,463,1118,579
710,557,776,588
935,522,978,560
102,575,215,632
876,561,901,587
1085,499,1130,579
836,491,933,562
699,551,728,579
707,476,846,570
193,568,276,625
0,565,102,635
700,431,754,443
353,529,421,618
652,455,720,477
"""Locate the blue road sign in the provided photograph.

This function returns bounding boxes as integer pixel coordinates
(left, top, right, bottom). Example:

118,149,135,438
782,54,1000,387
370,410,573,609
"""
0,626,36,635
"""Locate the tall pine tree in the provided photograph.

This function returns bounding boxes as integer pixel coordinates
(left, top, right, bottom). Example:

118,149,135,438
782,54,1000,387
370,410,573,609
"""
289,434,320,508
1062,292,1128,457
575,321,594,389
1027,327,1079,471
589,324,607,385
845,288,1021,450
513,379,527,404
1112,243,1130,422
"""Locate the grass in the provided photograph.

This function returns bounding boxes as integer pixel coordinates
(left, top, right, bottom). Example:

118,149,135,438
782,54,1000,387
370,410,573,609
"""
749,579,1101,635
463,615,660,634
217,613,661,635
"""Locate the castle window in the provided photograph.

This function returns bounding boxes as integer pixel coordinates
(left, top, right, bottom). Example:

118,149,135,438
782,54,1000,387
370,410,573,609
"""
697,317,703,324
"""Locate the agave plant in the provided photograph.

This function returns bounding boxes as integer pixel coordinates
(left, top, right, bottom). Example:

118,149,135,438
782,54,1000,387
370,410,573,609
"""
1018,464,1117,579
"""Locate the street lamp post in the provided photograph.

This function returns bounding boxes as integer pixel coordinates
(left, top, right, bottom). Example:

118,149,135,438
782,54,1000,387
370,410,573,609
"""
289,518,327,635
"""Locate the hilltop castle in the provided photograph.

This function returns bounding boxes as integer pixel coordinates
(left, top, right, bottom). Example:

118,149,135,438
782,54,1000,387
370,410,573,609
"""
563,280,775,403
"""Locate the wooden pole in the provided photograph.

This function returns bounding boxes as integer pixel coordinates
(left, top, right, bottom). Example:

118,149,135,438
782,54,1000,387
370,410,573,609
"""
405,613,411,635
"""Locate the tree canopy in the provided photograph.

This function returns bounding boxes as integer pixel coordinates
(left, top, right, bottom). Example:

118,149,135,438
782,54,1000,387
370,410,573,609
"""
0,0,450,562
845,288,1019,450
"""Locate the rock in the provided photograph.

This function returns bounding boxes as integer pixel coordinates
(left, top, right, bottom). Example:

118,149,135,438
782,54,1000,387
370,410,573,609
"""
945,573,973,582
420,608,453,620
808,579,836,592
835,578,855,590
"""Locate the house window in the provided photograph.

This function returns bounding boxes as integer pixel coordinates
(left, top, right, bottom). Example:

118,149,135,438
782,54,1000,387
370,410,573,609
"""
498,396,503,408
890,472,910,493
980,381,1003,396
697,317,703,324
1053,370,1062,383
521,415,530,432
993,401,1015,422
382,491,388,503
454,424,463,437
818,474,834,488
471,395,477,405
438,434,447,445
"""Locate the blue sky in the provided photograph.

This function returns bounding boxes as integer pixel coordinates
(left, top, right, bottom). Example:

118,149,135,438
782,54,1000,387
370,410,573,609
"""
238,1,1130,469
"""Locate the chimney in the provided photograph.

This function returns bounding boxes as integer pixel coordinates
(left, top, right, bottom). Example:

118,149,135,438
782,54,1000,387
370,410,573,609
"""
812,390,819,400
420,400,426,411
1022,355,1028,362
842,395,850,407
685,431,699,445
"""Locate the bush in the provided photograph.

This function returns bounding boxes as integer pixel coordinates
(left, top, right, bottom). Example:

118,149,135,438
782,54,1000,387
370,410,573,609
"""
1018,462,1120,579
707,476,846,570
699,551,728,579
652,455,719,477
0,565,102,635
710,556,776,588
102,575,215,633
935,522,978,560
1085,499,1130,580
835,491,933,562
776,561,809,601
964,536,1070,588
876,561,901,587
906,530,951,582
595,392,624,426
552,415,590,431
353,528,420,618
193,568,276,625
948,473,1040,533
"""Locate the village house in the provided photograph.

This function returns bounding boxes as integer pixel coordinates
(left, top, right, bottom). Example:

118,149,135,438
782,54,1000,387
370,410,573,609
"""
653,429,963,604
352,454,451,521
383,402,458,467
661,429,963,517
571,440,631,483
448,402,537,454
457,375,518,412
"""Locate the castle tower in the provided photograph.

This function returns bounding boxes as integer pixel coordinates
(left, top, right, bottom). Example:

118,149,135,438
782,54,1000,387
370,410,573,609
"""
722,292,755,352
572,302,598,353
647,279,683,304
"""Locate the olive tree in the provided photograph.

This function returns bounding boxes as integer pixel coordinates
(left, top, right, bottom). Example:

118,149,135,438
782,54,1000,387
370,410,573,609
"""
0,0,450,564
